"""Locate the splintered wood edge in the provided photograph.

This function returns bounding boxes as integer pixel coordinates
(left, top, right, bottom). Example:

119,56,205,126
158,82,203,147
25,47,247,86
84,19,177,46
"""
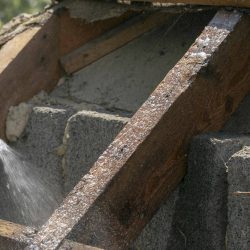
0,219,102,250
122,0,250,8
28,10,250,250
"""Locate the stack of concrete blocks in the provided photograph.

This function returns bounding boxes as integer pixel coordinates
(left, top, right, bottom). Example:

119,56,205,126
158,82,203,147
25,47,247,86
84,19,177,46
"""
3,9,247,248
11,106,128,227
134,94,250,250
134,133,250,250
63,111,129,193
4,11,211,227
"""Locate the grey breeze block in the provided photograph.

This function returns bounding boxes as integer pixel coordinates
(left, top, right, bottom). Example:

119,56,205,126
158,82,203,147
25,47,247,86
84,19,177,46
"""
227,147,250,250
134,133,250,250
13,106,75,207
63,110,129,194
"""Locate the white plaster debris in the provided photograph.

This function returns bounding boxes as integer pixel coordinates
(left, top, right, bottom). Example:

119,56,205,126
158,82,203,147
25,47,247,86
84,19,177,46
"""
5,91,50,142
6,102,32,142
56,77,66,87
189,51,209,60
196,37,211,47
5,87,117,143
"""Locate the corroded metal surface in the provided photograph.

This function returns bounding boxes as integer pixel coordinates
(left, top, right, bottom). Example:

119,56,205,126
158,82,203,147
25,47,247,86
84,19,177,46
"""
25,10,250,250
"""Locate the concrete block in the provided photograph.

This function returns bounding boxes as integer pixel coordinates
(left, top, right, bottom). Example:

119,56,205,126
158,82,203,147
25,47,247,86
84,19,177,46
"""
133,189,179,250
132,133,250,250
63,110,129,194
227,147,250,250
13,106,75,204
165,133,250,250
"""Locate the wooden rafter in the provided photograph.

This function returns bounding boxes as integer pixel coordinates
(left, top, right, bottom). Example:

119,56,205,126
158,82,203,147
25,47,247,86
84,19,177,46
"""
60,12,176,74
27,10,250,250
0,7,134,140
123,0,250,8
0,219,102,250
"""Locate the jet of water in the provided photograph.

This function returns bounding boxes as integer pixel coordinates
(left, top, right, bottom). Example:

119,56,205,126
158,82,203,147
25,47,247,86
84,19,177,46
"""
0,139,59,227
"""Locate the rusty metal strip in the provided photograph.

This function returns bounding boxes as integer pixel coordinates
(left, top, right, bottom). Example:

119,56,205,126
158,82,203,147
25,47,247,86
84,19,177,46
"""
27,10,250,250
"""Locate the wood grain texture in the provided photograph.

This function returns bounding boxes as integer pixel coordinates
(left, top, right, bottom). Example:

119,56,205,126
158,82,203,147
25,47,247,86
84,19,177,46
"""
58,8,135,56
0,14,60,140
60,12,175,74
0,219,102,250
0,8,136,140
29,10,250,250
126,0,250,7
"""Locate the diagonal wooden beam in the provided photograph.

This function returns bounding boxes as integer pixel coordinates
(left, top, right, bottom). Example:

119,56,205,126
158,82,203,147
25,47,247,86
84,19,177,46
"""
0,219,102,250
60,12,176,74
123,0,250,8
28,10,250,250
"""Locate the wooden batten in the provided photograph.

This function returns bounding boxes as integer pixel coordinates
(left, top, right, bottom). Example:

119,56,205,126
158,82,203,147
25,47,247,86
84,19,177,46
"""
1,2,250,250
28,10,250,250
58,8,135,56
0,6,136,140
60,11,176,74
126,0,250,8
0,219,102,250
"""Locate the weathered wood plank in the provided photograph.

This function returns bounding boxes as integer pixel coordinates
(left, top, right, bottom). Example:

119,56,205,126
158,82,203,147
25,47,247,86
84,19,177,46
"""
0,14,60,140
60,12,175,74
0,219,33,249
124,0,250,8
0,219,102,250
27,10,250,250
0,8,136,140
58,8,134,56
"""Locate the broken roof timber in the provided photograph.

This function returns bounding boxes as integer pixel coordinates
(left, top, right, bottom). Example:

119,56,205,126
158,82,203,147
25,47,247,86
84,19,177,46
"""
27,10,250,250
126,0,250,8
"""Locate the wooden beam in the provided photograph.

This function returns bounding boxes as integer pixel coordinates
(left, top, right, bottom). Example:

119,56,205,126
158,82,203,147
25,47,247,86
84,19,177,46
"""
58,8,135,56
0,219,102,250
125,0,250,8
0,219,32,249
60,12,176,74
0,13,60,140
0,7,136,140
28,10,250,250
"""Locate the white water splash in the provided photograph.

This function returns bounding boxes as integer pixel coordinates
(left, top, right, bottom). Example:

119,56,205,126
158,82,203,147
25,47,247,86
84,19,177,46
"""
0,139,58,227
